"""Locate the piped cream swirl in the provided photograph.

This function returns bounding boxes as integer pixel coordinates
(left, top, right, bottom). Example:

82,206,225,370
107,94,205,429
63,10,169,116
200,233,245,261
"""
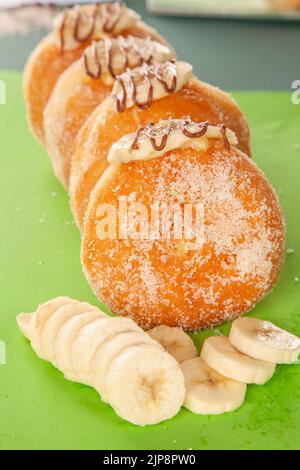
83,36,175,86
53,3,140,51
111,61,193,112
107,119,238,164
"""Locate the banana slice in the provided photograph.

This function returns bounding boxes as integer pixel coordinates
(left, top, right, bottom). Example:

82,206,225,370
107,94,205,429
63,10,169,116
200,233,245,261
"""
105,344,185,426
70,317,141,385
40,301,97,361
17,296,186,426
17,312,35,339
181,357,246,415
92,330,163,402
201,336,275,384
53,310,104,373
26,297,77,359
230,317,300,364
148,325,197,363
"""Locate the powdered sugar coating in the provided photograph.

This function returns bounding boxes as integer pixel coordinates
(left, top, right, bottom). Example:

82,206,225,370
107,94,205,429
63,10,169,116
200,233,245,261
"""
81,140,285,330
44,36,174,188
256,321,300,349
23,3,172,144
70,77,251,228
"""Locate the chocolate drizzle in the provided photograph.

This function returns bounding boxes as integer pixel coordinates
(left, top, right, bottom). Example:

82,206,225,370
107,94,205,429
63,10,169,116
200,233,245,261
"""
83,36,159,81
111,62,177,112
220,124,230,150
74,4,99,43
84,41,102,79
113,76,127,112
131,127,145,150
131,73,154,110
58,1,123,52
130,119,232,153
102,1,122,33
58,11,67,53
182,120,208,138
154,60,177,93
148,120,173,151
104,38,117,77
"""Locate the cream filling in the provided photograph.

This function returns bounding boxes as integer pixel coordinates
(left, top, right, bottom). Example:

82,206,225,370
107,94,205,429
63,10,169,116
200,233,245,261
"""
83,36,174,86
108,124,238,164
111,61,193,110
53,5,140,51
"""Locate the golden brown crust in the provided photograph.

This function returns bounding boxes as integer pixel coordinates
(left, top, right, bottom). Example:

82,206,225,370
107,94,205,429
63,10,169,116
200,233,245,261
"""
44,59,111,187
23,32,86,144
44,37,175,188
268,0,300,9
23,21,173,146
81,141,285,331
70,76,251,229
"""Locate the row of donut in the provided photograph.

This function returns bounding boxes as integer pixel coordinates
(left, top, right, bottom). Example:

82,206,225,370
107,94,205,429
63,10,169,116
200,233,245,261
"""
24,2,250,225
23,1,285,331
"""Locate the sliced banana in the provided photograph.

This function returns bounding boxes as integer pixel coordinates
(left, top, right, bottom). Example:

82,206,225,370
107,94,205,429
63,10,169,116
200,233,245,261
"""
17,297,186,426
92,330,163,402
17,312,35,339
105,344,186,426
181,357,246,415
148,325,197,363
54,310,104,372
28,297,77,359
70,317,142,385
230,317,300,364
40,301,97,361
201,336,275,385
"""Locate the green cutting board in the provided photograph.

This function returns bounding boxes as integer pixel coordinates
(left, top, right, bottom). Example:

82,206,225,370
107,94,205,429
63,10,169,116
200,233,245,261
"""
0,70,300,450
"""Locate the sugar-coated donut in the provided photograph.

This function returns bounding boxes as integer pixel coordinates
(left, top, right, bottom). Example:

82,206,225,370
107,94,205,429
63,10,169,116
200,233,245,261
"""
81,119,285,331
44,36,174,188
23,1,172,144
268,0,300,9
70,61,251,229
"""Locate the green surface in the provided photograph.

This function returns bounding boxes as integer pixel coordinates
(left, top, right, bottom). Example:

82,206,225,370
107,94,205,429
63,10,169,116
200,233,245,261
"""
0,70,300,450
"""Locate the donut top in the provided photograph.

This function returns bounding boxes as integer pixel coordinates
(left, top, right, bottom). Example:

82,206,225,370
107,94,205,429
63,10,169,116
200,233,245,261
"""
111,61,192,112
83,36,174,85
107,119,238,163
53,2,139,51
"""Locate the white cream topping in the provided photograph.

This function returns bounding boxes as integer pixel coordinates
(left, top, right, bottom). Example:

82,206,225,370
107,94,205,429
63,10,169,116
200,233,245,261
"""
107,120,238,164
83,36,175,86
53,3,140,51
111,61,193,111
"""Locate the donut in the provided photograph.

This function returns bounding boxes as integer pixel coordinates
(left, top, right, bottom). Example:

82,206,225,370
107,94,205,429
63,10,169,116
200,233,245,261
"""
23,1,172,144
81,119,285,331
44,36,175,188
69,61,251,229
268,0,300,9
